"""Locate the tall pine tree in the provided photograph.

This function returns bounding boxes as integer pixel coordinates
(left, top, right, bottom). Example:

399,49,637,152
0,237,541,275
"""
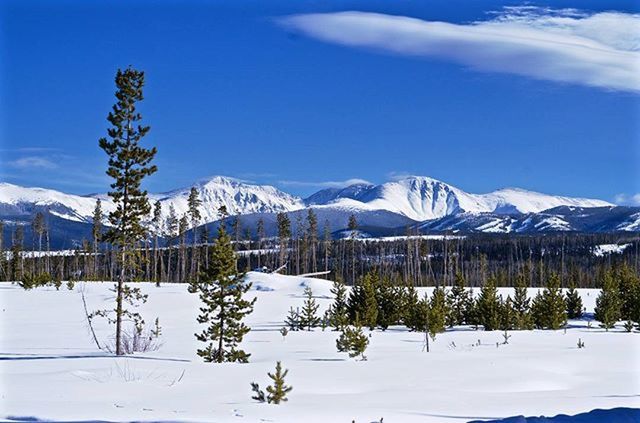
99,67,157,355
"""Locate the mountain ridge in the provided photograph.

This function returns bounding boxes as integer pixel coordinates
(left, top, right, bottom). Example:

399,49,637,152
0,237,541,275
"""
2,175,633,248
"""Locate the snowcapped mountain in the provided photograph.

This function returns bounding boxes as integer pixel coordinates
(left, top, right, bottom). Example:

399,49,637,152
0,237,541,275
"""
0,182,114,222
304,176,613,221
0,177,303,225
0,175,636,248
151,176,303,222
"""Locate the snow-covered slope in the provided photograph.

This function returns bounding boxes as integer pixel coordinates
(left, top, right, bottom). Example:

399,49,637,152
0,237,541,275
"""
0,177,303,224
152,176,304,222
305,176,613,222
0,182,114,222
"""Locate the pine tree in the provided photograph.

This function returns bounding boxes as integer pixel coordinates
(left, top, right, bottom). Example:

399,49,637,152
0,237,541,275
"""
151,200,162,284
10,226,24,281
447,272,471,326
178,214,189,282
99,67,157,355
403,284,422,330
285,307,301,331
266,361,293,404
336,317,369,360
306,209,318,273
477,276,501,331
189,225,256,362
512,273,533,330
328,278,349,330
347,214,358,282
165,204,178,280
617,263,639,322
565,280,583,319
499,295,517,331
187,187,202,280
276,213,291,270
429,286,448,334
299,286,320,331
594,269,621,331
0,221,6,281
361,271,379,330
531,273,567,330
376,276,402,330
92,199,103,280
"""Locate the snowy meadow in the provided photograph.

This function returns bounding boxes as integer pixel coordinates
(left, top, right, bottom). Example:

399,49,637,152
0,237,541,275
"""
2,272,638,422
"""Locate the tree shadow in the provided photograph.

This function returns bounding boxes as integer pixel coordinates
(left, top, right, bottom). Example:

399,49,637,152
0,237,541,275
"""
0,353,189,362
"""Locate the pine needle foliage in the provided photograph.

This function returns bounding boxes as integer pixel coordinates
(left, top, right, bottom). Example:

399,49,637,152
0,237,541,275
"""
189,226,256,362
98,67,157,355
300,286,320,331
266,361,293,404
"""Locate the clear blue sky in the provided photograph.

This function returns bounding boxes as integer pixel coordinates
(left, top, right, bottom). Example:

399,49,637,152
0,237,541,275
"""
1,0,638,203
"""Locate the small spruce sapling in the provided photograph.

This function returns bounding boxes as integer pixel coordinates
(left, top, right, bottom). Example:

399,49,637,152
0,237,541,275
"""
285,307,301,331
266,361,293,404
300,286,320,331
336,317,369,360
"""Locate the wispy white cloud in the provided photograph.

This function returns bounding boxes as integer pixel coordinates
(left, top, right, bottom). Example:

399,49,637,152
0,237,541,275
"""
8,156,58,170
614,193,640,206
279,178,371,189
280,8,640,92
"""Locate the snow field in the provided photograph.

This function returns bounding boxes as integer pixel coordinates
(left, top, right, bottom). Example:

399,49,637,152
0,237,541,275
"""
1,273,639,422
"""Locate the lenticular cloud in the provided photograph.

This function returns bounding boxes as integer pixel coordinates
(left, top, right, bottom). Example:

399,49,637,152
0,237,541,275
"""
280,8,640,93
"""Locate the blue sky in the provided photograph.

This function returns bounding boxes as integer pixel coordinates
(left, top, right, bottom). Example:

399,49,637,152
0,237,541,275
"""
1,0,638,203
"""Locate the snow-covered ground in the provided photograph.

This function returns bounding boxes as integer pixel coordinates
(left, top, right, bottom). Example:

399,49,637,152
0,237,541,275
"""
593,243,632,257
1,273,639,422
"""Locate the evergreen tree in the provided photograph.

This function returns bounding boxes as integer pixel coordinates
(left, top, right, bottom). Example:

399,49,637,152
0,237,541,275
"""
531,273,567,330
477,276,501,331
187,187,202,279
350,270,378,330
92,199,103,280
376,276,402,330
403,284,422,330
266,361,293,404
328,278,349,330
617,263,639,322
165,204,178,280
189,226,256,362
276,213,291,270
306,209,318,273
336,317,369,360
565,280,583,319
285,307,301,331
347,214,358,282
0,221,5,281
151,200,162,284
499,295,517,331
178,214,189,282
10,226,24,281
446,272,471,326
512,273,533,330
429,286,448,334
99,67,157,355
299,286,320,330
594,269,621,331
